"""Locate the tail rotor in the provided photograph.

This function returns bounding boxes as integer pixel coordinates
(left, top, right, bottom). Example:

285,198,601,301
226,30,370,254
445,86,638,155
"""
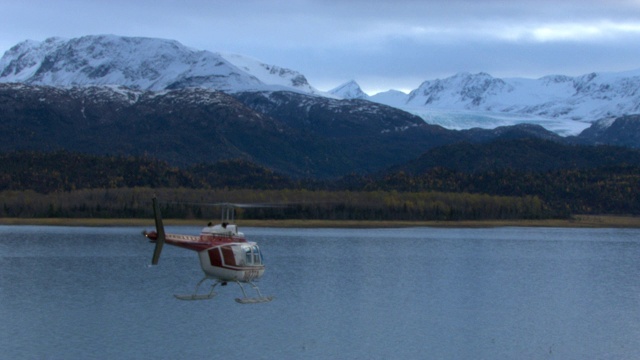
151,196,166,265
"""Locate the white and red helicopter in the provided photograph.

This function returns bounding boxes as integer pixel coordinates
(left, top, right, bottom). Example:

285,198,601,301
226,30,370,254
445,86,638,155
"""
143,197,273,303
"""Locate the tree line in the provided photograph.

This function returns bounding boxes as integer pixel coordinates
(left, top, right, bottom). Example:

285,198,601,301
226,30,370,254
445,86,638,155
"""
346,166,640,215
2,150,640,220
0,187,548,221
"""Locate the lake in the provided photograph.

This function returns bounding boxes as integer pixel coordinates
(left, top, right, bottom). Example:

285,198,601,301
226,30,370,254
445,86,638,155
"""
1,225,639,359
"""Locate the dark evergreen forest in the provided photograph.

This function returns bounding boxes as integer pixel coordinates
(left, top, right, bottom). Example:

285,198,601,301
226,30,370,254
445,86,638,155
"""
1,145,639,221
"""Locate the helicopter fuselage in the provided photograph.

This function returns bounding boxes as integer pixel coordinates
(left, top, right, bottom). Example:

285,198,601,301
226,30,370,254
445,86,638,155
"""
144,198,272,302
145,224,265,282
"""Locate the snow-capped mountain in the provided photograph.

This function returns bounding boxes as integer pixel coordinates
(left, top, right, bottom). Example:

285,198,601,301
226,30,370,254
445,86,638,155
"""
404,71,640,121
329,80,368,99
2,34,640,136
369,89,410,107
334,71,640,135
219,52,322,95
0,35,320,94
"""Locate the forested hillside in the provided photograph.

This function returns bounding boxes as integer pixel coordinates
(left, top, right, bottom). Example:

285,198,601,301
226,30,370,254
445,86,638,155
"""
392,138,640,173
0,151,293,193
0,151,547,220
2,141,640,220
363,138,640,215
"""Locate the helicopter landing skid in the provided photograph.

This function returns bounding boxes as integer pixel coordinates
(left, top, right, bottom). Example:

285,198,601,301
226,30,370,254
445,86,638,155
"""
174,277,219,301
234,280,274,304
175,293,217,301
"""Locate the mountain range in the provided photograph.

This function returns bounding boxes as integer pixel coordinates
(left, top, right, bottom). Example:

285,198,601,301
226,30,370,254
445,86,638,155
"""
2,35,640,135
1,35,640,179
332,71,640,136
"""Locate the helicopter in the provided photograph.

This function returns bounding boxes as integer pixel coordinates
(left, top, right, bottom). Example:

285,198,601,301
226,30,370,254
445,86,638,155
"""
143,197,273,303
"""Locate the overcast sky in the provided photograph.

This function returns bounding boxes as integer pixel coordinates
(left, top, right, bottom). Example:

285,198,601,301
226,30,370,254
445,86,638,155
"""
2,0,640,94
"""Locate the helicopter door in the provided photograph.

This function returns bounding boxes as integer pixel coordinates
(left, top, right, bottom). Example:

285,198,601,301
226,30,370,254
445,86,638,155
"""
205,246,237,267
221,246,237,266
208,247,223,267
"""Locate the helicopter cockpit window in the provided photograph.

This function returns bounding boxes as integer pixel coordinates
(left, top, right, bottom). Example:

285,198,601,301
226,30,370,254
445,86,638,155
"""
242,245,262,265
252,245,262,265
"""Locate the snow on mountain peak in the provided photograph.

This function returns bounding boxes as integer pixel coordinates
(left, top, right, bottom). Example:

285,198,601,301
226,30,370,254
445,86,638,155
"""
329,80,368,99
218,52,323,95
0,35,322,94
2,35,640,136
405,72,512,108
360,70,640,135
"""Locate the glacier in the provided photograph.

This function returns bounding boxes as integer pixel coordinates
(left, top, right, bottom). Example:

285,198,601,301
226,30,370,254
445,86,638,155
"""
404,108,591,136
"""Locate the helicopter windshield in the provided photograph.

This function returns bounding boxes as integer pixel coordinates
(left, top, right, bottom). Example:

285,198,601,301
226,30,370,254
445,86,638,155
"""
243,245,263,265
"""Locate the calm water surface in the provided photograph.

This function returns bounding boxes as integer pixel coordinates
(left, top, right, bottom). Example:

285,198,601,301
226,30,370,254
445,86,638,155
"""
1,225,639,359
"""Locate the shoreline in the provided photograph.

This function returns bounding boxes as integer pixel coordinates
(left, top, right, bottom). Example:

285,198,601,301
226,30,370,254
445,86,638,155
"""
1,215,640,228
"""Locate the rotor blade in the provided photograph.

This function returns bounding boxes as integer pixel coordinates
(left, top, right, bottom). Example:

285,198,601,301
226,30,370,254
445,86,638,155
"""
227,203,289,208
151,196,165,265
162,201,289,208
